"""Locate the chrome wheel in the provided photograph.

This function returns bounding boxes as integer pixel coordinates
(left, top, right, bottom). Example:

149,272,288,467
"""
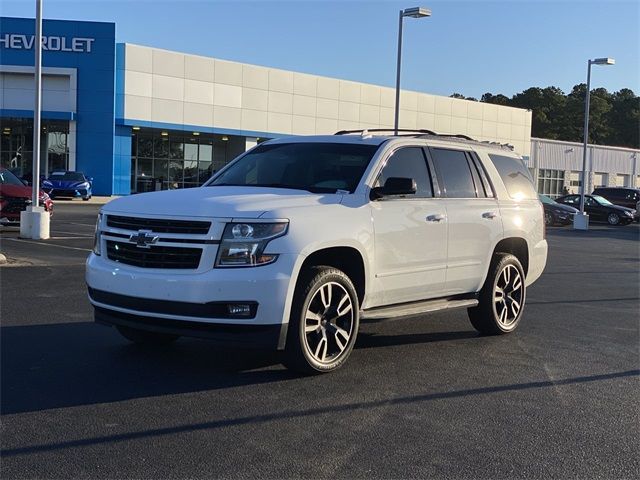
607,213,620,225
303,281,354,364
493,264,524,328
544,212,553,226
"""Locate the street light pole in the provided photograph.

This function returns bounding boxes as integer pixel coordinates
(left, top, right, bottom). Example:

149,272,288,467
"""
393,6,431,135
32,0,43,208
393,10,404,135
19,0,50,240
573,57,614,231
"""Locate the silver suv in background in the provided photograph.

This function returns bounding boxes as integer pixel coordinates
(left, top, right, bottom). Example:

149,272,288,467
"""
86,130,548,373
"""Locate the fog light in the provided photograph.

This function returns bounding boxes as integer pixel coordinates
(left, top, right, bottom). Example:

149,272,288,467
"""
228,304,252,316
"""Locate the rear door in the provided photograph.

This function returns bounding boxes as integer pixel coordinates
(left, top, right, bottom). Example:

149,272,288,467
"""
370,146,447,305
427,147,503,295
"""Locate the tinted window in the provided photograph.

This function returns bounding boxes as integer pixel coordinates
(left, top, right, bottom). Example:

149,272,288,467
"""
430,148,477,198
209,142,379,193
376,147,433,198
489,154,538,200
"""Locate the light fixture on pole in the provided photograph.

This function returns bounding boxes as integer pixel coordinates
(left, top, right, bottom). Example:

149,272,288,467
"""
20,0,50,240
394,6,431,134
573,57,615,231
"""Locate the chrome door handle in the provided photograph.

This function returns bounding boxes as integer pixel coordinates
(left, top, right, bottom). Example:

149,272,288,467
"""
482,211,498,219
426,214,446,222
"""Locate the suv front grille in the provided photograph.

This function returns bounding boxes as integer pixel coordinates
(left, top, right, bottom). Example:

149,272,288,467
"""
106,240,202,269
2,197,31,214
106,215,211,234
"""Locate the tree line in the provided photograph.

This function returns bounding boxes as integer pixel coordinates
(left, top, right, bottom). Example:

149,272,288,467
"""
450,85,639,149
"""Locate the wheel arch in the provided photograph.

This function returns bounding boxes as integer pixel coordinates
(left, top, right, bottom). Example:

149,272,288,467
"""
297,246,367,306
493,237,529,276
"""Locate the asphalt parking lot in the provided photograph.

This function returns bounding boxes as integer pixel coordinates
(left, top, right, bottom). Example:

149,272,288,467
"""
1,202,638,479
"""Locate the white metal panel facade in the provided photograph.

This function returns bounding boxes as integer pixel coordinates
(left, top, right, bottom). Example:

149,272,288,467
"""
118,43,533,156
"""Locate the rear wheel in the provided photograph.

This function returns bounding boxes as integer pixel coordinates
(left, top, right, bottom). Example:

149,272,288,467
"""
468,253,526,335
283,266,359,374
117,326,179,345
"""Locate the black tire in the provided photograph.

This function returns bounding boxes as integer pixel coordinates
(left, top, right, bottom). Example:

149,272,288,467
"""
116,325,179,345
468,253,526,335
283,266,360,374
607,213,621,225
544,211,554,227
82,196,91,201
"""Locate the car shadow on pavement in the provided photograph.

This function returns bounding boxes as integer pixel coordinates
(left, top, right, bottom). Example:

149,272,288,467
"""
0,322,292,415
1,321,478,415
3,368,637,458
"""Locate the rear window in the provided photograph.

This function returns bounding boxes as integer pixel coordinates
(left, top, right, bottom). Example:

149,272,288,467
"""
489,154,537,200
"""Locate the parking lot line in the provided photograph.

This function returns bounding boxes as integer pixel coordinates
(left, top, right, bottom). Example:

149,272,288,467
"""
4,238,91,252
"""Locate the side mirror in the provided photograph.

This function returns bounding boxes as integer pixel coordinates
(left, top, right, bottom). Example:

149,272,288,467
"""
370,177,417,200
21,179,29,186
88,177,93,183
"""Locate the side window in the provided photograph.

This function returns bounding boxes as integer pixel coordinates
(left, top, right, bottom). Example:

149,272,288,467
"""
430,148,477,198
469,153,495,198
489,154,538,200
564,195,579,204
584,197,596,207
376,147,433,198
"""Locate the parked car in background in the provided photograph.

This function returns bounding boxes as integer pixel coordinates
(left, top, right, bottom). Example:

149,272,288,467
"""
539,194,578,226
42,171,92,201
0,168,53,225
556,194,636,225
592,187,640,221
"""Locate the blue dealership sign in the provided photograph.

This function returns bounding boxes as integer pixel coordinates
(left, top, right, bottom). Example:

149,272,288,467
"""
0,17,126,195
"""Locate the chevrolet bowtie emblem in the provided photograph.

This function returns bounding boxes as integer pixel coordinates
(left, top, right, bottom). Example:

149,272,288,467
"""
129,230,159,248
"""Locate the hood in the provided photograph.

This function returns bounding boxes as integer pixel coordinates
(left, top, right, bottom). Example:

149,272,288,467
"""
608,203,635,213
0,183,36,199
43,179,89,188
551,203,579,214
103,186,344,219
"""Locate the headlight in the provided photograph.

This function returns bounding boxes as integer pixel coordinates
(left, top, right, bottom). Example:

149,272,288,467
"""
93,213,102,255
215,222,288,267
623,210,633,217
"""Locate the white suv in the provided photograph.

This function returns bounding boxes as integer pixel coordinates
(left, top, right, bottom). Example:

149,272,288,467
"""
87,130,547,373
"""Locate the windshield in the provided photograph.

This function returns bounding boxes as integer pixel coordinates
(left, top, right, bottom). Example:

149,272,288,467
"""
0,169,25,186
539,194,556,205
208,142,380,193
49,172,86,182
592,195,613,206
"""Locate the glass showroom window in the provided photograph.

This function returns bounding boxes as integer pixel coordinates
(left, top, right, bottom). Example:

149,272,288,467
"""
130,132,228,193
537,169,565,198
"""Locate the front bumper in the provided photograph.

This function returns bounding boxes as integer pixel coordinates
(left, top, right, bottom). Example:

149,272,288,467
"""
94,306,285,349
86,252,302,349
48,188,90,198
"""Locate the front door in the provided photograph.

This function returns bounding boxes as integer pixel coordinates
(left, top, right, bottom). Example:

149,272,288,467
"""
370,146,447,306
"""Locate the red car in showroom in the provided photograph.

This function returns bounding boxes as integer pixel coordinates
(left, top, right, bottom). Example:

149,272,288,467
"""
0,168,53,225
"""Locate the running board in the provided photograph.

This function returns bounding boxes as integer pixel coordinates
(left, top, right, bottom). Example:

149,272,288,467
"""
361,297,478,321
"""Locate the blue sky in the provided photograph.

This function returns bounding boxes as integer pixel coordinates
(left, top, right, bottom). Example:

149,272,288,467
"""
2,0,638,98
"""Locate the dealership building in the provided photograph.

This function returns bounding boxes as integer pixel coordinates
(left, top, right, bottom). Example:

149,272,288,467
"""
1,16,638,196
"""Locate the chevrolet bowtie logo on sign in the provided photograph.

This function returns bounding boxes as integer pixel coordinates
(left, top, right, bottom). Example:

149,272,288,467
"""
129,230,159,249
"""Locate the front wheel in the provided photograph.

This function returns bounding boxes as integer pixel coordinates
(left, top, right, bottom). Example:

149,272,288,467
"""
468,253,526,335
607,213,621,225
117,326,179,345
283,266,359,374
544,211,554,226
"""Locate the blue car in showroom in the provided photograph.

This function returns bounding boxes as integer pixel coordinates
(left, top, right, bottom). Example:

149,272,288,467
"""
42,171,92,201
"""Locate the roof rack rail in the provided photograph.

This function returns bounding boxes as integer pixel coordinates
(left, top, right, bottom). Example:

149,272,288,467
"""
333,128,515,151
335,128,437,136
